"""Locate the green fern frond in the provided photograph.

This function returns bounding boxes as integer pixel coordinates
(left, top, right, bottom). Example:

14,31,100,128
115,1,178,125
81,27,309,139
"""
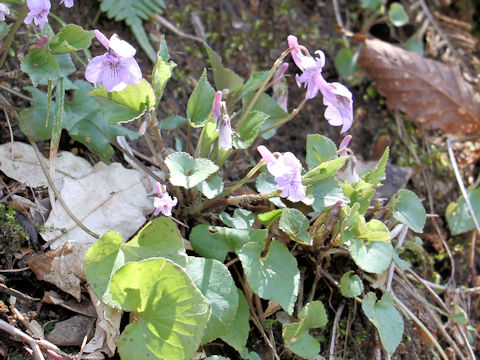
99,0,166,62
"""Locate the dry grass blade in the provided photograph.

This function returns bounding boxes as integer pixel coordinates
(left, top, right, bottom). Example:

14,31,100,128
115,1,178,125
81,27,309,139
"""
358,38,480,135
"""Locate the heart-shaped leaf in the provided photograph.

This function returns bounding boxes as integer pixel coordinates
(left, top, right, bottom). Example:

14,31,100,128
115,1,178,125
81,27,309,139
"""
220,209,254,230
390,189,426,233
111,258,211,360
237,239,300,315
166,152,219,189
347,232,393,274
186,257,238,344
49,24,95,54
279,208,313,245
340,270,363,298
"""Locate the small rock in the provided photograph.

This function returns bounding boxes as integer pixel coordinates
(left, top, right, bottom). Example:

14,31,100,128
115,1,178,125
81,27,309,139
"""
45,315,92,346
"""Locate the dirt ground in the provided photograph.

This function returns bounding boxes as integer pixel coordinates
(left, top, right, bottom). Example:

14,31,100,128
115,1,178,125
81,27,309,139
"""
1,0,479,359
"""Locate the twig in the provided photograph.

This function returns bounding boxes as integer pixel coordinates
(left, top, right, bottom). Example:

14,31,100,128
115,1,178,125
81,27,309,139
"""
0,319,44,360
469,231,477,286
391,294,449,360
0,267,30,273
29,140,100,239
386,225,408,292
446,138,480,234
153,14,205,43
0,283,40,302
329,301,345,360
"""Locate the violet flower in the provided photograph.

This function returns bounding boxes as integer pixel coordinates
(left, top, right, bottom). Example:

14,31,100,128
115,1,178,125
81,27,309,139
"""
153,182,177,217
60,0,74,7
0,3,10,21
217,101,232,150
338,135,352,157
257,145,306,202
287,35,353,133
212,91,222,121
85,30,142,92
24,0,51,30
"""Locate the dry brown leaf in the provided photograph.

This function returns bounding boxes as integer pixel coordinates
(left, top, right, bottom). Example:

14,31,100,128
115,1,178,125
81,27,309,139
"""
42,290,96,317
358,38,480,135
28,241,92,301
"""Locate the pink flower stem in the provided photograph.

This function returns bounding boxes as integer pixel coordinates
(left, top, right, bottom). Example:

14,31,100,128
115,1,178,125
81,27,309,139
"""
258,97,307,137
235,47,292,131
0,4,29,68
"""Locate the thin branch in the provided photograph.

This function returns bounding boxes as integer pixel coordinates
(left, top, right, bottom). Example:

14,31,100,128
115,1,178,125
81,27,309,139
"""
153,14,205,43
329,301,345,360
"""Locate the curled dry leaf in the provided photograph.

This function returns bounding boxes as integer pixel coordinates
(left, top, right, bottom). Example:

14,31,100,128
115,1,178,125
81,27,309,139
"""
358,38,480,135
28,241,91,301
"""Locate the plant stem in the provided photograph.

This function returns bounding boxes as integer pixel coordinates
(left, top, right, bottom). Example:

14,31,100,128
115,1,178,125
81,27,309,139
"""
235,47,292,131
0,3,28,68
190,160,266,214
258,97,307,137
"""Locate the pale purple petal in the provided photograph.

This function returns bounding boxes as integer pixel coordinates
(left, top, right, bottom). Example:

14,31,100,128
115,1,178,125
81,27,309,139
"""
109,34,136,58
322,82,353,133
153,194,178,216
257,145,276,165
101,68,125,92
218,114,232,150
60,0,73,7
25,0,50,29
94,29,110,49
85,55,105,83
118,57,142,85
212,91,222,121
287,35,315,71
155,182,164,197
0,3,10,21
339,135,352,157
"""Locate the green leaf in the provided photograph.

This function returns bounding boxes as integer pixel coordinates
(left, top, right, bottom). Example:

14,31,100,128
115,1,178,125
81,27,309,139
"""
362,292,404,354
187,69,216,127
340,270,363,298
83,231,125,307
388,2,409,27
18,87,55,140
111,258,211,360
152,36,176,105
445,188,480,235
341,180,376,215
306,134,338,170
201,115,219,157
88,79,155,123
258,209,284,228
390,189,426,233
221,289,250,351
279,208,313,245
21,48,59,85
239,350,262,360
237,239,300,314
84,218,187,307
360,0,381,10
237,71,269,100
220,209,254,230
309,176,348,213
196,174,224,199
99,0,166,63
159,115,187,130
363,147,389,186
233,111,269,149
166,152,218,189
303,157,346,184
186,257,238,343
402,31,424,55
392,251,410,271
334,47,358,77
242,93,288,139
204,44,244,93
64,80,138,162
255,171,283,207
49,24,94,54
347,234,393,274
189,225,268,262
282,301,328,359
122,217,187,267
354,218,391,242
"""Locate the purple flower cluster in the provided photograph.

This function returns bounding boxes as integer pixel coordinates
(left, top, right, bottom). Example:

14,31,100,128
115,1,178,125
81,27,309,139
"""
257,145,305,202
85,30,142,92
23,0,74,29
287,35,353,133
153,182,177,217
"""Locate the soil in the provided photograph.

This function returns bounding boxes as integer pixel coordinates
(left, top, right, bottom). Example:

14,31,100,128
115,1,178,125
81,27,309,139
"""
0,0,479,359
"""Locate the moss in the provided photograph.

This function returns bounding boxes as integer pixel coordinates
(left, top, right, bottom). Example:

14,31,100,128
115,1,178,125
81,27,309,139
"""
0,204,30,254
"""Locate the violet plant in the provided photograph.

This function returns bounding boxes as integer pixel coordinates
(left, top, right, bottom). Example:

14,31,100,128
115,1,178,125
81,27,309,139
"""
1,2,428,359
